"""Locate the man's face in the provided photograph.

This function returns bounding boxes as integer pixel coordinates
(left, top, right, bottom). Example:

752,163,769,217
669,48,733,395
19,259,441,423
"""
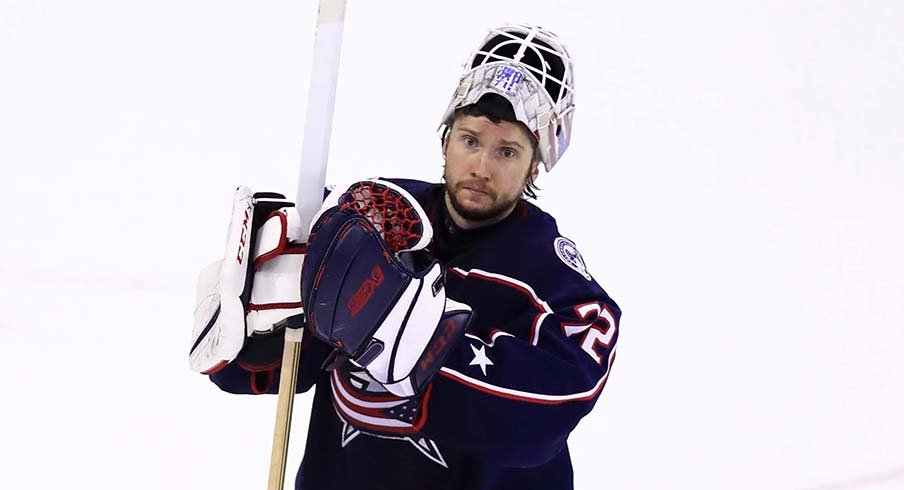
442,115,538,229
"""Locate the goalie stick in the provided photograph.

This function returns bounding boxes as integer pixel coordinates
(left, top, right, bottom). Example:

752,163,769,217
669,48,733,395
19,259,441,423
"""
268,1,348,489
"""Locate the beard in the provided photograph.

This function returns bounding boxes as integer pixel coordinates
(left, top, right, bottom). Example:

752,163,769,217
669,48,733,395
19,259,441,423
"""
444,177,523,224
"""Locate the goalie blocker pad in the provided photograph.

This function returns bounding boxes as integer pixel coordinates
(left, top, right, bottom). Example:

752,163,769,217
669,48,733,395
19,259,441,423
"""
189,187,296,374
302,180,472,397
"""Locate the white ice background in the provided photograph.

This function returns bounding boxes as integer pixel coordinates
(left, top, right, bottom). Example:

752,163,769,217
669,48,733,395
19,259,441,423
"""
1,1,902,489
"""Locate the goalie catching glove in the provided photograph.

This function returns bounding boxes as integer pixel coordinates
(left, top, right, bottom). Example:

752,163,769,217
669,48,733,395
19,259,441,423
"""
189,187,307,374
302,180,473,398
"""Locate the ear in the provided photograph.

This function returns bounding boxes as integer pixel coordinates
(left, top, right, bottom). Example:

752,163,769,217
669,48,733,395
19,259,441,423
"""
441,134,449,157
530,162,540,181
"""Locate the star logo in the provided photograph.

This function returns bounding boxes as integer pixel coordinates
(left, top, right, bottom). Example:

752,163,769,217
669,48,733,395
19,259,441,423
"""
469,344,494,376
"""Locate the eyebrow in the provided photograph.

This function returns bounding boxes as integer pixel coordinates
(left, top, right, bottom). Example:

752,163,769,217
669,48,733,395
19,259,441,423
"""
499,138,527,152
455,127,528,152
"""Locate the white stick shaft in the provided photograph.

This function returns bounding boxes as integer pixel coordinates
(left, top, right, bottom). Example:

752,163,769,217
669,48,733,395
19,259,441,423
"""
295,0,348,241
268,2,347,490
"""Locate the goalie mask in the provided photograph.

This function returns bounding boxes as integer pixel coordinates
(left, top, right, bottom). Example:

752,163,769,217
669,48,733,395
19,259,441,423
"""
438,24,576,172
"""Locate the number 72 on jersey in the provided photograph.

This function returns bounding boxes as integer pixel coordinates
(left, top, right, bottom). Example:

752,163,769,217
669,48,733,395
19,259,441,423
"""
560,302,617,364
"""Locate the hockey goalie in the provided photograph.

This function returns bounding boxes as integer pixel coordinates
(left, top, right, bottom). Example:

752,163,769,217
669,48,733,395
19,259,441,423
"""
190,24,620,490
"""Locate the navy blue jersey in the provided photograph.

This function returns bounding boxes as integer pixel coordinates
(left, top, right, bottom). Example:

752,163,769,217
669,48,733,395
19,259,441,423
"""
210,179,620,490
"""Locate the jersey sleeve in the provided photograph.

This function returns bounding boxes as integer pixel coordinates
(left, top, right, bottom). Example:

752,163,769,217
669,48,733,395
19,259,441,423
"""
207,328,331,395
418,262,620,468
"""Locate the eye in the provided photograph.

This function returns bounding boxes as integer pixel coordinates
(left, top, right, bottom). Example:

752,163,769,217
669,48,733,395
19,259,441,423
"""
500,148,518,159
463,136,477,147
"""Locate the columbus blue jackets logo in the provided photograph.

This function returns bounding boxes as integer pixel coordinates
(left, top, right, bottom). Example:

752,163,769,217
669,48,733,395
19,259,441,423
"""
554,237,591,280
330,369,449,468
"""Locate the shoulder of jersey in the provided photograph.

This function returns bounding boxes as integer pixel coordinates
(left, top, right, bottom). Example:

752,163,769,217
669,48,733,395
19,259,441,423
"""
489,202,597,289
371,184,598,290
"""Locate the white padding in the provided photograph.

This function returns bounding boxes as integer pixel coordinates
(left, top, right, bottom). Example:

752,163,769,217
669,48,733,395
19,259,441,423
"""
247,253,305,334
189,187,258,372
251,254,304,303
391,265,445,380
366,276,422,382
253,212,286,262
363,262,448,398
382,378,415,399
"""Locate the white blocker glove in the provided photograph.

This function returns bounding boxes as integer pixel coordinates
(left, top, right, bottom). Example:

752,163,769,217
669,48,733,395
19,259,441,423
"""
189,187,306,374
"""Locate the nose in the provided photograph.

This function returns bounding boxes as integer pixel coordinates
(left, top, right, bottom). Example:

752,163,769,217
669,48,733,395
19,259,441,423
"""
469,149,492,179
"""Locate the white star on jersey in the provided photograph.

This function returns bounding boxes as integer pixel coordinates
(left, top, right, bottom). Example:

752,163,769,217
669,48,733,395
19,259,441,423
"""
469,344,494,376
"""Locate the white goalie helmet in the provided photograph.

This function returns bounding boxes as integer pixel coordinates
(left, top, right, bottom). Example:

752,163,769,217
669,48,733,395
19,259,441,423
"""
439,23,576,172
